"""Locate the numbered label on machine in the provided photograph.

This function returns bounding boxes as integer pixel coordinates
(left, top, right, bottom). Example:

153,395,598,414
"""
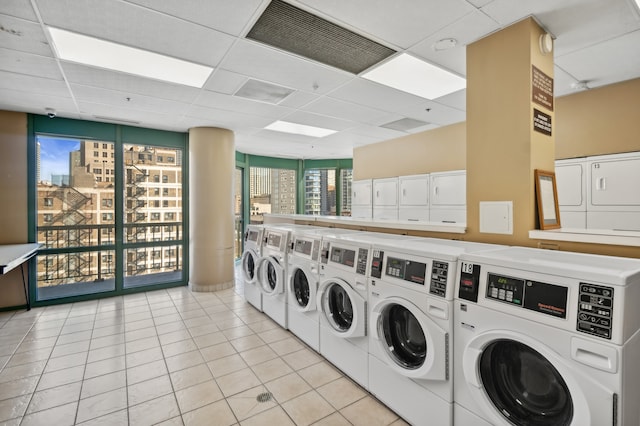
458,261,481,303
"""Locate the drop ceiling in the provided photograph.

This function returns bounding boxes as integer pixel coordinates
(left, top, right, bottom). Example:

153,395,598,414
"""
1,0,639,159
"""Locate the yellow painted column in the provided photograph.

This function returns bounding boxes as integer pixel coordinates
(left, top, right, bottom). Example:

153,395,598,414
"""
466,17,555,245
188,127,235,292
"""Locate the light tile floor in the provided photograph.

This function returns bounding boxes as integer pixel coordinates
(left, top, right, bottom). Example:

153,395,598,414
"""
0,274,408,425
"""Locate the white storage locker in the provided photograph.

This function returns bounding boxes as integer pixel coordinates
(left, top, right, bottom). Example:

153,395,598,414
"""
373,177,399,220
429,170,466,223
351,179,373,219
398,174,429,221
555,158,587,228
587,152,640,231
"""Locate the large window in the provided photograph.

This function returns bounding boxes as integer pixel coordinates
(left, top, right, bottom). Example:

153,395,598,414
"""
341,169,353,216
249,167,296,224
304,169,336,215
32,120,187,303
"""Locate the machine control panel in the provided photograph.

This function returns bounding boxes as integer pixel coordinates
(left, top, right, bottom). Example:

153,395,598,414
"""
385,257,426,285
329,246,355,268
311,239,320,261
356,248,369,275
577,283,614,340
370,250,385,279
429,261,449,297
293,238,313,256
246,229,259,242
458,262,481,302
486,273,568,319
266,232,282,250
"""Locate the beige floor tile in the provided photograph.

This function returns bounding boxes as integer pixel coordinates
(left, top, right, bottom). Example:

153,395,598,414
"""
162,338,198,358
15,336,57,353
128,375,173,406
125,346,164,368
230,335,266,352
264,372,312,404
175,380,224,413
238,345,278,366
182,400,236,426
80,370,127,399
227,385,277,421
389,418,411,425
155,321,187,336
75,409,128,426
281,390,335,426
5,347,51,368
207,353,248,377
124,326,157,343
20,401,77,426
0,360,47,384
193,331,227,349
125,335,160,354
91,324,124,339
154,416,184,426
36,365,84,391
153,313,183,326
186,323,219,338
216,368,262,397
123,313,152,325
200,342,236,362
221,325,254,339
27,381,82,414
257,327,290,344
55,330,92,346
127,359,168,385
0,376,39,401
128,393,181,426
183,316,216,328
90,333,125,350
251,357,293,383
44,351,88,373
50,340,91,358
84,355,126,379
240,405,295,426
170,363,213,391
165,350,205,373
0,394,31,422
76,388,128,424
159,329,192,346
268,337,304,356
298,361,342,388
317,377,367,410
340,396,399,426
311,412,352,426
87,343,125,364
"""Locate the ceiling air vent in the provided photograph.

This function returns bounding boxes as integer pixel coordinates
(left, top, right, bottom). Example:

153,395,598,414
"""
234,79,294,104
381,118,430,132
246,0,396,74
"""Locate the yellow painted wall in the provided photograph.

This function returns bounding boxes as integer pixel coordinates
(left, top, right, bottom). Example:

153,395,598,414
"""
0,110,30,308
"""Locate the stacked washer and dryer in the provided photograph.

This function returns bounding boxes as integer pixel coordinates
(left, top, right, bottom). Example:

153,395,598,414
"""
367,237,502,426
454,246,640,426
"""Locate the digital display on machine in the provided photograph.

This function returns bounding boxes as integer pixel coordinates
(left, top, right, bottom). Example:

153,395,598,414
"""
294,239,313,256
385,257,426,285
486,273,568,319
246,230,259,242
266,233,282,248
330,247,356,267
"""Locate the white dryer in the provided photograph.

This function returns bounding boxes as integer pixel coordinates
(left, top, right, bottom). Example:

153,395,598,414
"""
368,237,502,426
241,224,264,311
317,232,406,389
288,227,359,352
453,246,640,426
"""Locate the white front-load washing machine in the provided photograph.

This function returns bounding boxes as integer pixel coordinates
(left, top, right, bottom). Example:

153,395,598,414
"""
368,237,502,426
317,231,407,389
453,246,640,426
241,224,264,311
288,227,359,352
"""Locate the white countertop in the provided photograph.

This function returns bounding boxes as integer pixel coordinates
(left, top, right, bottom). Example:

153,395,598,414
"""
529,228,640,247
264,214,466,234
0,243,41,274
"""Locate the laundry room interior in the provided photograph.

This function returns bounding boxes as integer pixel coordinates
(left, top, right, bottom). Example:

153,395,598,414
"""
1,0,640,425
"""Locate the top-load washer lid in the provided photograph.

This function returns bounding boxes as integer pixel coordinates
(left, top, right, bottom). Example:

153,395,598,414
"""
479,339,573,426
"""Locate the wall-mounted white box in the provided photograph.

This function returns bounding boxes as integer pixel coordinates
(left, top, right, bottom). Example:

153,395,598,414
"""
480,201,513,234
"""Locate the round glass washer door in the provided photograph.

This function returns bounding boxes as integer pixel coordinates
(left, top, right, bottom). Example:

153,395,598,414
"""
258,257,284,295
290,267,316,312
318,278,366,338
378,303,426,370
241,250,258,284
479,339,573,426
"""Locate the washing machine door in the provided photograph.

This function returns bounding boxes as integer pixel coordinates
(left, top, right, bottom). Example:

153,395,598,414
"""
257,256,285,296
289,265,317,312
318,277,366,338
241,248,259,284
370,297,447,380
462,331,614,426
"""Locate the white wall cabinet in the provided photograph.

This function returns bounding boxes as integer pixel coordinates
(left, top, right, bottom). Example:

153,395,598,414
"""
373,177,399,220
555,158,587,228
398,174,429,221
429,170,466,223
351,179,372,219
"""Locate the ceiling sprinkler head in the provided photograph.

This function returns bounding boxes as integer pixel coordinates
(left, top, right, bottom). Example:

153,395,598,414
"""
432,38,457,51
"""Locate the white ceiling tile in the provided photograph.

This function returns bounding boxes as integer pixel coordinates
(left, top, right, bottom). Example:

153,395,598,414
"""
0,88,76,115
219,39,354,94
553,64,581,97
76,103,185,132
35,0,235,67
302,97,388,124
194,90,292,119
71,84,192,115
0,48,61,79
346,124,406,141
61,63,201,103
0,14,54,56
327,78,426,113
1,0,38,21
278,91,320,109
204,69,248,95
185,104,275,129
434,88,466,111
0,70,67,96
296,0,476,49
123,0,265,36
281,110,356,131
396,99,467,126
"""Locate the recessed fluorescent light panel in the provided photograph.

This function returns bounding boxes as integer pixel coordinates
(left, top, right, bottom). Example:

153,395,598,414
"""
362,53,466,100
234,79,294,104
48,27,213,88
265,121,337,138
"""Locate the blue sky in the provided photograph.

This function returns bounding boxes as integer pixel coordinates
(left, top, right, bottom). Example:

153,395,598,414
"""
37,136,80,181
